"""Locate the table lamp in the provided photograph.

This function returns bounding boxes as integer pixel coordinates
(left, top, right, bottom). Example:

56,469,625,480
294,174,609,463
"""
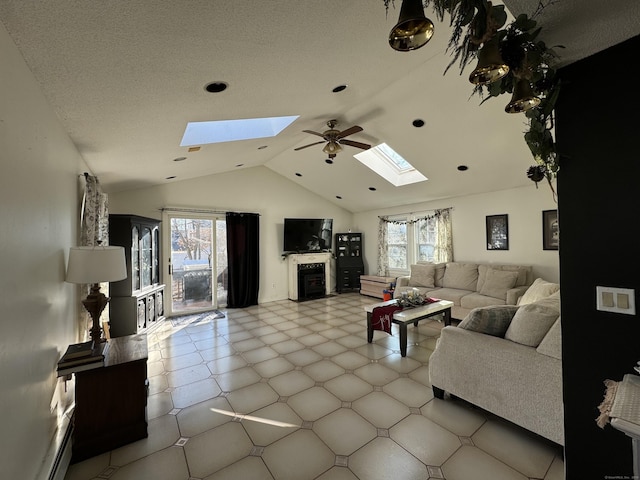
66,245,127,348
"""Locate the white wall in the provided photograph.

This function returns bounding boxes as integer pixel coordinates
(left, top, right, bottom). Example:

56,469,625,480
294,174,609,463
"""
0,23,88,479
353,184,560,283
108,167,354,303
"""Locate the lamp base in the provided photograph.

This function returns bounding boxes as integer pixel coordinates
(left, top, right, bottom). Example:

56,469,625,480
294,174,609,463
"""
82,283,110,348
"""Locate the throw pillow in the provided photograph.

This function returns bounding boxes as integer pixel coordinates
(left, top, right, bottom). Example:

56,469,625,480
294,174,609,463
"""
433,262,447,287
519,278,560,305
458,305,519,337
536,317,562,360
442,263,479,291
505,294,560,347
408,263,436,288
477,264,530,291
478,268,519,300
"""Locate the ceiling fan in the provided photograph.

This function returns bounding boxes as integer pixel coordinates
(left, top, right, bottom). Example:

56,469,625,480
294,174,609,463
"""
294,119,371,158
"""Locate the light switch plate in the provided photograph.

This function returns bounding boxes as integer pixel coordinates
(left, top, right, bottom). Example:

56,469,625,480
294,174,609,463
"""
596,286,636,315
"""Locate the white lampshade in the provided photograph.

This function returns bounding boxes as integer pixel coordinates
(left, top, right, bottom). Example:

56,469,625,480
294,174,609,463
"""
66,246,127,284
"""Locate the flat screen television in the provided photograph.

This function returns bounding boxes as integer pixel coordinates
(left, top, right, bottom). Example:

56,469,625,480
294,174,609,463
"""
283,218,333,253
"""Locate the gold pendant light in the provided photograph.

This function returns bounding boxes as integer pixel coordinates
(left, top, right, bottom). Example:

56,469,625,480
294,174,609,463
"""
469,36,509,85
389,0,435,52
505,77,541,113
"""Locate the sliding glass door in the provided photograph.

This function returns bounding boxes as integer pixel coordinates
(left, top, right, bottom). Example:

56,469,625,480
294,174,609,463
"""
163,212,227,316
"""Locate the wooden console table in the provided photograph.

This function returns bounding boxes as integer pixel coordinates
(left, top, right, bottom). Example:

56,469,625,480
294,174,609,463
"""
72,334,148,462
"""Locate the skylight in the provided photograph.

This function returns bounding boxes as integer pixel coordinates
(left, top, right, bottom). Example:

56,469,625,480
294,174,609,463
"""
180,115,299,146
354,143,428,187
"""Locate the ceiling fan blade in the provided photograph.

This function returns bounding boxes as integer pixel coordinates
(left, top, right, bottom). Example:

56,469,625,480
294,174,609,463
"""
302,130,326,138
341,139,371,150
294,140,325,151
336,126,363,139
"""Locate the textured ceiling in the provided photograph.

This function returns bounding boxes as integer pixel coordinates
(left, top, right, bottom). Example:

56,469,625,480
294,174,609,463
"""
1,1,639,212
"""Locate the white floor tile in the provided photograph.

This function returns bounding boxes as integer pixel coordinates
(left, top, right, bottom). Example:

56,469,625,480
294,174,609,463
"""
64,293,564,480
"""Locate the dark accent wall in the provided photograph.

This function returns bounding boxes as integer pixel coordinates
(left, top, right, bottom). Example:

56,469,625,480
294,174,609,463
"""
557,34,640,479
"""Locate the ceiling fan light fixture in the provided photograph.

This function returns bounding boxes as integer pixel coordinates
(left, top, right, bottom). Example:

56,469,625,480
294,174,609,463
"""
389,0,434,52
322,141,343,155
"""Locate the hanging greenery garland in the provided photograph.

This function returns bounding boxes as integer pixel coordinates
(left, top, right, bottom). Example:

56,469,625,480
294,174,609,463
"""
382,0,562,194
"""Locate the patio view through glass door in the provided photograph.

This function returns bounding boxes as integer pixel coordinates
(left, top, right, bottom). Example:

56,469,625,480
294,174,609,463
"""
165,214,227,316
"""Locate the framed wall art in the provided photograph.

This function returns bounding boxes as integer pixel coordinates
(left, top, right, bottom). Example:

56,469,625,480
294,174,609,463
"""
486,214,509,250
542,209,559,250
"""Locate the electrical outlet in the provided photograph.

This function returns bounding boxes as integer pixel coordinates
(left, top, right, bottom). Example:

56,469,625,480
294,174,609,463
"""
596,286,636,315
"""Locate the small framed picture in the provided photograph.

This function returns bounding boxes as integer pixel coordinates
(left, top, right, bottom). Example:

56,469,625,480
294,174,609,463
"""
542,209,559,250
486,214,509,250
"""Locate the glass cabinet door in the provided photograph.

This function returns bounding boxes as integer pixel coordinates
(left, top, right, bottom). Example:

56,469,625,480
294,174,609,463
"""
141,226,152,289
132,226,140,291
153,227,159,285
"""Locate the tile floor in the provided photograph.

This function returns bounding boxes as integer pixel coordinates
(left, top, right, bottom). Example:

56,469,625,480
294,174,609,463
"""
64,293,564,480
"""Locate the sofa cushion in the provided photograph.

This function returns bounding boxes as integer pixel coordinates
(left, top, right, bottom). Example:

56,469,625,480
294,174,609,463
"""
519,278,560,305
505,293,560,347
477,264,531,290
460,292,507,309
458,305,519,337
442,263,479,291
408,264,436,288
478,269,519,300
416,261,447,287
536,317,562,360
431,288,473,306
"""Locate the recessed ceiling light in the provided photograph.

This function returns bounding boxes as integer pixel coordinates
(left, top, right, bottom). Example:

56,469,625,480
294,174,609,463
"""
173,157,187,162
258,145,268,150
412,119,425,127
325,158,334,164
204,81,228,93
369,187,377,191
236,164,244,167
457,165,469,171
166,176,176,180
332,85,348,93
295,172,302,177
336,195,342,199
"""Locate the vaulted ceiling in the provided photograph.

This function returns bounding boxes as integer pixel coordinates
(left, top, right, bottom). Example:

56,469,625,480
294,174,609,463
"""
1,1,638,212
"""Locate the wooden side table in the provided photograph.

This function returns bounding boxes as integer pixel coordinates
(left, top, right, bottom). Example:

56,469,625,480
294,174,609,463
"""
71,334,148,463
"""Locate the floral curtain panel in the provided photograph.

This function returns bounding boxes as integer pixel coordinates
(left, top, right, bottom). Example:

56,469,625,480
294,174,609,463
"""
433,208,453,263
80,173,109,247
377,217,389,276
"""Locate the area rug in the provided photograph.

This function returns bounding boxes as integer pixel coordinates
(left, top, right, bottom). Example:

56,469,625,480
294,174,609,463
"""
170,309,225,327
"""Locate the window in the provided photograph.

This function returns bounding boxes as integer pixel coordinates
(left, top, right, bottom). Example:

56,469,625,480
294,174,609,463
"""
385,213,439,275
416,216,436,262
387,220,408,270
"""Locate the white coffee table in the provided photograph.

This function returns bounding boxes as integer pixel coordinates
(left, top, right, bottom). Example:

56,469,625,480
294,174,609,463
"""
364,299,454,356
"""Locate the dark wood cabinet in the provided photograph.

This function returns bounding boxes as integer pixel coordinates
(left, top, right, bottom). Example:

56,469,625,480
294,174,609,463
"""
109,214,165,337
335,233,365,293
72,334,148,463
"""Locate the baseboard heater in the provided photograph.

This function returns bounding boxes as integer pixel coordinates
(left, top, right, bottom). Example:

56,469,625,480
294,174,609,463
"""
37,410,74,480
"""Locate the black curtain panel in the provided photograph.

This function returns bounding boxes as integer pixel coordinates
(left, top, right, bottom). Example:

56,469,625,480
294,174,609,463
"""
226,212,259,308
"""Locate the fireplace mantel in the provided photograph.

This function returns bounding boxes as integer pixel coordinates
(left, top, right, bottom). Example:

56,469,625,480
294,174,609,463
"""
287,253,331,301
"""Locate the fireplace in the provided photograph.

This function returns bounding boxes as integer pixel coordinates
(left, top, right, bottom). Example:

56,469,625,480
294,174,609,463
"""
287,253,331,301
297,263,326,301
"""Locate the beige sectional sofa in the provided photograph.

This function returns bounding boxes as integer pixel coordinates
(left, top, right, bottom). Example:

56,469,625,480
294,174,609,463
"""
394,262,534,320
429,279,563,445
